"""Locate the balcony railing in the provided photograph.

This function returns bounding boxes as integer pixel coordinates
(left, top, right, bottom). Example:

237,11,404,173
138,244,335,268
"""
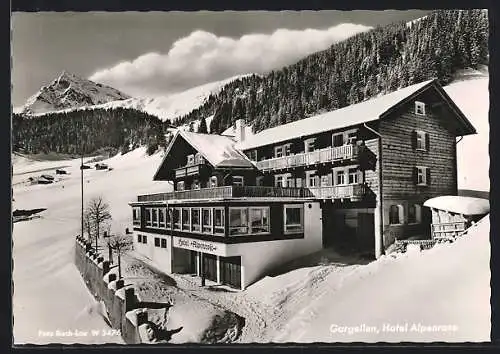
174,163,207,178
431,221,467,239
256,144,358,171
137,185,315,202
137,183,367,202
308,184,366,201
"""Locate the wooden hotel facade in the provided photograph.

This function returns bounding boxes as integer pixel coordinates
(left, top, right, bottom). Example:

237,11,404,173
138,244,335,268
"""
129,79,476,290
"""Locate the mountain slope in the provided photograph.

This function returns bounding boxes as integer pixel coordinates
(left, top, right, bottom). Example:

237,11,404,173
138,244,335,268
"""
175,9,488,135
15,71,131,115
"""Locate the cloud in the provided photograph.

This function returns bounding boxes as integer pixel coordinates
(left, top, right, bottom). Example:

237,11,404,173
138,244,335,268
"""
89,23,372,97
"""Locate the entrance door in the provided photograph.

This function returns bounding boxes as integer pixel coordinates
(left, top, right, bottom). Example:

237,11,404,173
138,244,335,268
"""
202,253,218,282
358,212,375,254
220,256,242,289
187,250,197,274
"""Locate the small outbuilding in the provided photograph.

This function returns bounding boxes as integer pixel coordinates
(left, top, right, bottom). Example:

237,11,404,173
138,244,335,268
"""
423,195,489,240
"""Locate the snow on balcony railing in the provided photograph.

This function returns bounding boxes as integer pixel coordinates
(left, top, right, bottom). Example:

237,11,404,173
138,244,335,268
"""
256,144,358,171
137,185,315,202
307,184,366,201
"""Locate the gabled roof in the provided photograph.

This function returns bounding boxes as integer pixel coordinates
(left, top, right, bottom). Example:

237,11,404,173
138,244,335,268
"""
153,130,254,180
237,79,476,151
424,196,489,215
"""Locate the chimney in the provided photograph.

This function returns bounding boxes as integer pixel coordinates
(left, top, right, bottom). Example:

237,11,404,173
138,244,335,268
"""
235,119,246,142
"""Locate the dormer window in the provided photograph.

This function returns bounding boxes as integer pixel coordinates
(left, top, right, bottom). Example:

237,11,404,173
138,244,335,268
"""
415,101,426,116
187,154,195,166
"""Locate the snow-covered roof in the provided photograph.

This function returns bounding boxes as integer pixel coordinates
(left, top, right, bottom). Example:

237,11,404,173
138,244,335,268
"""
423,196,489,215
237,79,475,150
153,130,255,180
180,130,254,168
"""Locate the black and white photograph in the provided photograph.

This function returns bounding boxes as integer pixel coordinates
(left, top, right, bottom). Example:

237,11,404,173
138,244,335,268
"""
11,8,491,345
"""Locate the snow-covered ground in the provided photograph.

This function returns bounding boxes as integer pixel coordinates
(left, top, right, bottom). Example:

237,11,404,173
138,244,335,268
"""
12,67,490,344
272,215,490,342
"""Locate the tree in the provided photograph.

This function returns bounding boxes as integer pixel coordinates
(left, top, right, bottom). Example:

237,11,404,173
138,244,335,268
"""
86,196,112,251
197,117,208,134
83,210,94,243
107,232,133,279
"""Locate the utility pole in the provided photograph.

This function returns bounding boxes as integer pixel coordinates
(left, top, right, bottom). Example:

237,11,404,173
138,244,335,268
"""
80,117,85,242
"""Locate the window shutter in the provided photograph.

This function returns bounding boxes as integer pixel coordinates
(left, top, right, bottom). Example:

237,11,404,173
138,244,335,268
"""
426,167,431,185
412,167,418,185
425,133,430,151
411,131,417,150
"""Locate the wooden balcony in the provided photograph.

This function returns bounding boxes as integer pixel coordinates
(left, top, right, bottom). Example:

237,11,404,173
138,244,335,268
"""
308,184,366,201
174,163,207,178
256,144,358,171
431,221,467,240
137,185,315,202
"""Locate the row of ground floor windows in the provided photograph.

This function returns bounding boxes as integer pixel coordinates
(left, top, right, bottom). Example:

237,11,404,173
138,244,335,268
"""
133,204,304,236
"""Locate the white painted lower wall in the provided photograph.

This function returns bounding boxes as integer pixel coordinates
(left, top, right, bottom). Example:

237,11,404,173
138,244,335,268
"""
229,201,323,289
133,231,173,274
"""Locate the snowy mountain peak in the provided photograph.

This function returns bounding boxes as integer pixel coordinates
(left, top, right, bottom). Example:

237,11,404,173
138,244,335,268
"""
17,71,131,115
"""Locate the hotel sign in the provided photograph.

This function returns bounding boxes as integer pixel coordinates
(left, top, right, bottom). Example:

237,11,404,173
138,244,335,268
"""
172,236,227,256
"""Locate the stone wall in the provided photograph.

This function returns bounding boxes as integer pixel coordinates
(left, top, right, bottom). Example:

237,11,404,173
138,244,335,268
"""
74,235,152,344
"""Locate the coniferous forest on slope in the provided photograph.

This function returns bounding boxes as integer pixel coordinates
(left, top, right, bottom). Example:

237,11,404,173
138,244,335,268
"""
12,9,488,155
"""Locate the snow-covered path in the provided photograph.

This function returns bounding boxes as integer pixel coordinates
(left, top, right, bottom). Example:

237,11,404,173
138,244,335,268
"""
274,216,491,343
12,149,166,344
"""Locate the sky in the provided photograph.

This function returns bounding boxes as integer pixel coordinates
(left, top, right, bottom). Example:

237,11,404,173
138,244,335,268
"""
11,10,429,107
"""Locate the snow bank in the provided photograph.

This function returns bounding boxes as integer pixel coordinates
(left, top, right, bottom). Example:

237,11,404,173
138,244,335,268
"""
423,196,489,215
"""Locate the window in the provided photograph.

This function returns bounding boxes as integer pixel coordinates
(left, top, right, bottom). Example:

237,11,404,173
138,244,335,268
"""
348,168,359,184
187,154,195,165
249,207,269,234
284,205,304,234
209,176,218,188
137,234,142,243
416,166,429,186
145,208,152,227
151,208,159,228
284,144,292,156
182,208,191,231
132,207,141,226
408,204,422,224
202,208,213,233
275,146,284,158
285,175,294,187
161,238,167,248
229,207,270,236
173,208,181,230
159,208,166,228
306,170,318,187
214,208,225,234
195,153,204,164
177,181,185,191
166,208,172,229
233,176,244,186
332,133,344,147
347,131,357,144
229,208,249,236
191,208,201,232
295,178,303,188
154,237,160,247
256,176,265,186
192,179,200,190
305,138,316,152
414,130,428,151
142,235,148,244
275,175,284,187
415,101,426,115
335,170,346,186
389,205,404,225
248,150,258,162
